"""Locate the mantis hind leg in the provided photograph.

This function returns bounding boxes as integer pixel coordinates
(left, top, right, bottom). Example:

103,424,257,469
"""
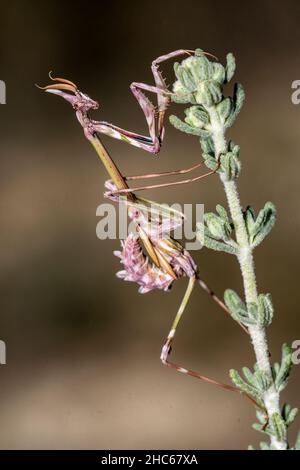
160,276,262,412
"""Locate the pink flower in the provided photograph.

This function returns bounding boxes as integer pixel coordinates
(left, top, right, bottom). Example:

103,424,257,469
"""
114,234,175,294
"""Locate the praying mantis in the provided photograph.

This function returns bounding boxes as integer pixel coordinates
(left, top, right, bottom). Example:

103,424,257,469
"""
38,49,266,413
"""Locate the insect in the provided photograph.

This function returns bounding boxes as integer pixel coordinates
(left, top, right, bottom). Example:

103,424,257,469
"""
38,50,266,413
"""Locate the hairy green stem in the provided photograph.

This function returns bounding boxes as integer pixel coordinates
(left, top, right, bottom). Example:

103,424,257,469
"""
208,106,287,450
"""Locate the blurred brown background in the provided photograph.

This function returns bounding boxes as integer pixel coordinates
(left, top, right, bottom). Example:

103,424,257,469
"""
0,0,300,450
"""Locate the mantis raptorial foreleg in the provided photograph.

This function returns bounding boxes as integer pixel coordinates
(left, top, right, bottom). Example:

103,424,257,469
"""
91,50,197,154
38,49,219,156
89,49,218,155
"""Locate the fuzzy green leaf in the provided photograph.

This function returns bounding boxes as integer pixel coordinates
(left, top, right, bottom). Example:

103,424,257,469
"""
224,291,258,325
282,403,298,427
216,97,232,125
204,212,232,241
202,153,219,171
254,369,272,392
169,114,210,137
230,369,263,406
225,83,245,128
242,367,258,388
196,224,237,255
257,293,274,327
250,202,277,248
200,136,215,155
215,204,228,220
275,343,293,392
212,62,226,84
270,413,287,442
220,151,241,180
244,206,256,237
225,53,236,83
224,289,246,314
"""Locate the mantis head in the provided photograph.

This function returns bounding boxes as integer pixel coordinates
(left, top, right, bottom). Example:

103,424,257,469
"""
37,72,99,113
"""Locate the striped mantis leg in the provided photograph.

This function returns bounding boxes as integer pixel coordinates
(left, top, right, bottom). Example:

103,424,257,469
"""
38,49,216,155
160,276,265,413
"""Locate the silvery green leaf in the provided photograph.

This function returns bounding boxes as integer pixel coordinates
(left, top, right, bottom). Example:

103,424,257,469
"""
224,289,247,318
254,369,272,392
202,153,218,171
229,369,263,405
204,213,225,239
200,136,215,155
220,152,241,180
270,413,287,442
174,64,187,87
212,62,226,84
224,289,245,313
203,236,237,254
228,140,240,154
275,343,293,392
216,97,232,125
172,76,195,103
180,68,196,92
187,55,213,82
208,81,223,104
257,293,274,327
169,115,210,137
287,408,298,426
225,53,236,83
171,93,194,104
242,367,258,388
224,291,259,325
204,212,232,240
184,105,209,128
195,80,222,106
216,204,230,224
282,404,298,426
250,202,276,248
225,83,245,128
248,303,259,323
272,362,280,381
244,206,256,239
197,224,237,254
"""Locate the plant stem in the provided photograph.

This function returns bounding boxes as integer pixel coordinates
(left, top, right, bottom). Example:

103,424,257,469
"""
208,107,287,450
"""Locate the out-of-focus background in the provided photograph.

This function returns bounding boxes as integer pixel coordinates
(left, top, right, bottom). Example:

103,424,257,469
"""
0,0,300,450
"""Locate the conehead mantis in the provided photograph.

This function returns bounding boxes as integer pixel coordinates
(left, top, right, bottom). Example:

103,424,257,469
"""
38,49,269,415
